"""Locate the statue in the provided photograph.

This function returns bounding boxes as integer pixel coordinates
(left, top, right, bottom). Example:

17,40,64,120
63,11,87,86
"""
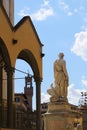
47,52,69,102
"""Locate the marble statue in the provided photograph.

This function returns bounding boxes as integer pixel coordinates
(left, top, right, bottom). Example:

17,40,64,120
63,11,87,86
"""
47,52,69,102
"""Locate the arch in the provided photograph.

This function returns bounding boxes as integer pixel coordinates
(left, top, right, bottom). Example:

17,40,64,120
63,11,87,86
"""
0,37,14,128
17,49,40,80
16,49,42,130
0,37,11,67
0,3,43,128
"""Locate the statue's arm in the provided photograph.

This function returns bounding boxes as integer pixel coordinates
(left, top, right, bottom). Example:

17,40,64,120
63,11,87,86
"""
54,60,57,72
63,60,68,80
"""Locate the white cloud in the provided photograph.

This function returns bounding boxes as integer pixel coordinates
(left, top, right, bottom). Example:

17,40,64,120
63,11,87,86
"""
81,79,87,87
31,7,54,21
18,7,30,17
41,92,50,103
68,82,87,106
41,83,84,106
67,11,73,16
59,1,69,11
71,30,87,61
83,14,87,23
43,0,50,6
73,8,78,13
68,84,81,105
31,0,54,21
81,26,87,31
58,1,86,17
18,0,54,21
58,1,74,17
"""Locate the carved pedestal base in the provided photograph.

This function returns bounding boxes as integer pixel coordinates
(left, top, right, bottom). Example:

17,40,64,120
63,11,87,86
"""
50,96,68,103
43,102,82,130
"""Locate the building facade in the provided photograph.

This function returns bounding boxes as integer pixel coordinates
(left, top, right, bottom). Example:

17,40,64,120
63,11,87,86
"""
0,1,43,130
14,74,36,129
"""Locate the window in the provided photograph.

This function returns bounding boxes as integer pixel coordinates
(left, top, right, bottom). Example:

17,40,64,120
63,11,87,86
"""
15,97,20,102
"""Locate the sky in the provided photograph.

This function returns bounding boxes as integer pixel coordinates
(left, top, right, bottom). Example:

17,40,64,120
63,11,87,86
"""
14,0,87,108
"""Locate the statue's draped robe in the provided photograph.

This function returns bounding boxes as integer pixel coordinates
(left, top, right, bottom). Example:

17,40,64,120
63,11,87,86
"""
54,59,68,98
47,58,68,101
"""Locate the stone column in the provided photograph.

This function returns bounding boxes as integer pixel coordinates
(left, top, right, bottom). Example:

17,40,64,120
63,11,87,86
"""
35,76,42,130
5,66,14,128
0,65,3,127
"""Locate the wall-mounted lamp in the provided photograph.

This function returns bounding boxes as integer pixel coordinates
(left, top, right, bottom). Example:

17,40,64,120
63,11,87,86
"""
12,39,18,44
41,53,45,58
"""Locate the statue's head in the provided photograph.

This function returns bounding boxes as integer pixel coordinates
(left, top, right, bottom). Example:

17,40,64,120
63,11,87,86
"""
58,52,64,58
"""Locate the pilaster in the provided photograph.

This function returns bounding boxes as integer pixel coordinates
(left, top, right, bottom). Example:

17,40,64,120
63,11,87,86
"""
0,65,3,127
4,66,14,128
35,76,42,130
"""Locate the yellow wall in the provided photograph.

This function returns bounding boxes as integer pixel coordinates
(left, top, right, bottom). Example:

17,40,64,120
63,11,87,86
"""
0,4,43,101
0,4,43,79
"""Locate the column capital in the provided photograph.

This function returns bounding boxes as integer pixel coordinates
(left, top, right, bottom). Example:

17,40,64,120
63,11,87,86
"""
34,75,42,83
4,65,14,75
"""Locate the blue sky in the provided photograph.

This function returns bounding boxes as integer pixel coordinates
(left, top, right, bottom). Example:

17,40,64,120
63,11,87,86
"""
14,0,87,107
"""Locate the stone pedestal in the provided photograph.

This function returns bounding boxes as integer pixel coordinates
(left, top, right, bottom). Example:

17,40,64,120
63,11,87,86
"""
43,102,82,130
